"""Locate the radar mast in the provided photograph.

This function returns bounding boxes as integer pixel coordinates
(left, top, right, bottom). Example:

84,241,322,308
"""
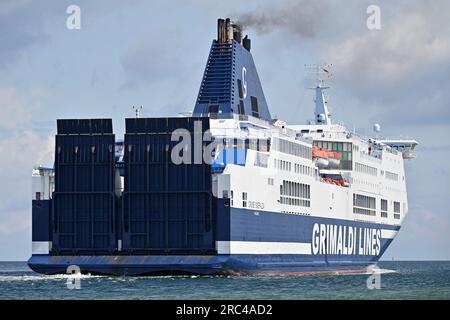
305,64,333,125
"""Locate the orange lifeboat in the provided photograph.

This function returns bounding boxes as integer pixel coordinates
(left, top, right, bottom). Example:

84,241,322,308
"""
312,146,341,169
321,177,347,187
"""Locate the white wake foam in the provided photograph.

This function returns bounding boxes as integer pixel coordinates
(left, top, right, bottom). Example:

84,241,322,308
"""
0,274,106,282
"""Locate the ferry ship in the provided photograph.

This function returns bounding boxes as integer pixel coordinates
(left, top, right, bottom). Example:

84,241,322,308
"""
28,18,418,275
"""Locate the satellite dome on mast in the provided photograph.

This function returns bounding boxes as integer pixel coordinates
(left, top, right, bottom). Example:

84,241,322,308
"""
373,123,381,133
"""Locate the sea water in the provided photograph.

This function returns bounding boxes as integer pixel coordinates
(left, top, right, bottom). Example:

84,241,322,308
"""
0,261,449,300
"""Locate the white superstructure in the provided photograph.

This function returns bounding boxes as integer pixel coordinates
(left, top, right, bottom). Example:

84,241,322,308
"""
210,68,416,251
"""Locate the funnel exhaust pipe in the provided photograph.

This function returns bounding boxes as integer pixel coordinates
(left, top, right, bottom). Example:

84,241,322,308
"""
217,18,249,51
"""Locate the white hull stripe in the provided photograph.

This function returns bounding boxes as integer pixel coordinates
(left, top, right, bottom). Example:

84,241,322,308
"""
216,241,312,255
381,229,398,239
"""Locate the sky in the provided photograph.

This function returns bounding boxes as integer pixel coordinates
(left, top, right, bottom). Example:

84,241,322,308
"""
0,0,449,260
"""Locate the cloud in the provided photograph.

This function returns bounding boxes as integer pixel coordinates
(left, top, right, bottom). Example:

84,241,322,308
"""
0,209,30,237
0,0,31,15
0,1,51,69
0,87,33,131
0,0,136,70
0,87,53,251
0,130,53,174
120,37,180,88
384,211,450,260
231,0,328,38
419,145,450,152
330,10,450,91
323,1,450,126
402,208,450,242
230,1,450,129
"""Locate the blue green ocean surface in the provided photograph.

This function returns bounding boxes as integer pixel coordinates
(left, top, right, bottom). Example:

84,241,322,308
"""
0,261,449,299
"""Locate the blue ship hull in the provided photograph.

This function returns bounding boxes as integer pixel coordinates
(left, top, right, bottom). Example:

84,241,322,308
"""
28,208,397,276
27,254,382,276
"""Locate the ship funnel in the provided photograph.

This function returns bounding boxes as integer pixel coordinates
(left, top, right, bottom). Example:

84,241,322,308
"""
193,18,271,121
217,18,244,45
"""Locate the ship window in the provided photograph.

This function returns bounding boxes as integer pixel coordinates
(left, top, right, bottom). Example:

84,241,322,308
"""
381,199,388,218
381,199,388,211
231,190,234,206
255,152,268,168
273,138,312,160
316,141,353,170
343,143,348,152
251,96,259,118
386,171,399,181
242,192,247,208
258,139,270,152
237,80,243,99
36,192,41,201
280,180,310,208
353,193,376,216
355,162,377,176
246,139,254,150
394,201,400,213
238,100,245,115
